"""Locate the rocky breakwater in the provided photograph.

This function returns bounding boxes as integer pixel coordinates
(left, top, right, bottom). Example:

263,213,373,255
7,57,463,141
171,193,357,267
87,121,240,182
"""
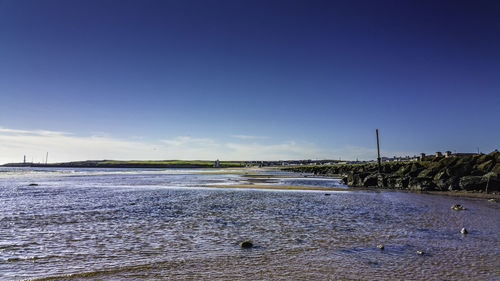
282,150,500,193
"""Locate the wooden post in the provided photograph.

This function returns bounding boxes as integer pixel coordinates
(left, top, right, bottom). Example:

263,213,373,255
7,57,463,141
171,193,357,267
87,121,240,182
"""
376,129,381,173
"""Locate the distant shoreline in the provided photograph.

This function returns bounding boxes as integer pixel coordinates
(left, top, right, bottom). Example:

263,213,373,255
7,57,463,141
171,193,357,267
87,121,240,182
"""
3,163,499,199
1,160,246,169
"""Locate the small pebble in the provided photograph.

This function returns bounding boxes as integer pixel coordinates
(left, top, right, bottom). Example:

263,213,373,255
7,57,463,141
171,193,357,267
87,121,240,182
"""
416,250,424,255
451,204,465,210
461,228,468,234
377,244,384,250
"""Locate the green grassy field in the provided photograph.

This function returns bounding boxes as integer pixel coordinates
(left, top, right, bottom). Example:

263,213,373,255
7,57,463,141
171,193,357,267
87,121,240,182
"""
99,160,246,166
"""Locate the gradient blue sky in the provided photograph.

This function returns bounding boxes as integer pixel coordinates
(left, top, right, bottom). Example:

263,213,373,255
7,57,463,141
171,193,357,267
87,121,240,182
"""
0,0,499,163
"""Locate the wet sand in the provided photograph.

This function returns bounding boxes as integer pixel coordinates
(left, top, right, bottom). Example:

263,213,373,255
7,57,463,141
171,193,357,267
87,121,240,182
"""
216,171,500,199
205,184,349,191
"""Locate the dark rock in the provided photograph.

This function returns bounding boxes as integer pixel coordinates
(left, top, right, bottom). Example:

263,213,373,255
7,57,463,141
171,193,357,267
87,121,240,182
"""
476,160,495,172
362,174,379,187
395,177,410,189
377,174,387,188
418,168,436,178
488,149,500,160
434,169,450,181
459,176,487,190
341,176,348,185
483,172,500,192
386,176,400,189
418,162,443,178
409,163,423,177
239,241,253,248
470,170,486,176
440,157,458,167
408,177,435,191
446,177,460,191
346,172,370,186
434,179,448,191
477,154,492,164
393,165,411,176
28,183,39,186
382,164,395,173
493,151,500,163
491,163,500,175
386,176,410,189
450,162,473,178
451,204,465,211
281,151,500,193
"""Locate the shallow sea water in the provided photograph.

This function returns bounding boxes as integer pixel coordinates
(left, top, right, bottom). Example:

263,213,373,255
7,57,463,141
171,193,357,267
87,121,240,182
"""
0,167,499,280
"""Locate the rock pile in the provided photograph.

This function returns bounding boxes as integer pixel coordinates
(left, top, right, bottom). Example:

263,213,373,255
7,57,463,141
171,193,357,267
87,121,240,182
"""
283,150,500,192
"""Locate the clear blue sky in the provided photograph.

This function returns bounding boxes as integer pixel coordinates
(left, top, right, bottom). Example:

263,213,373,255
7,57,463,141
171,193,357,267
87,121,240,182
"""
0,0,499,163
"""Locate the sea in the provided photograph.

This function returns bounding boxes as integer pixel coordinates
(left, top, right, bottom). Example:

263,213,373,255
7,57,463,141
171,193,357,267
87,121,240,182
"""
0,167,499,280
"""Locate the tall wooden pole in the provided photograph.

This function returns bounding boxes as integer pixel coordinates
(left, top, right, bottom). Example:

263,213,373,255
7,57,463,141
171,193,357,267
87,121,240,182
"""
376,129,381,173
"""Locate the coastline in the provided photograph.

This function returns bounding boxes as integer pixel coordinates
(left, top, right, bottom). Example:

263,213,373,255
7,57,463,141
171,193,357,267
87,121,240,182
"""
214,172,500,199
1,160,245,169
3,160,499,199
204,184,349,191
205,178,500,199
280,150,500,197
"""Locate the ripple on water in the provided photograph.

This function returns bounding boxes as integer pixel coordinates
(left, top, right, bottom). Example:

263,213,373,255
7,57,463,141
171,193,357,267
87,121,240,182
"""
0,169,499,280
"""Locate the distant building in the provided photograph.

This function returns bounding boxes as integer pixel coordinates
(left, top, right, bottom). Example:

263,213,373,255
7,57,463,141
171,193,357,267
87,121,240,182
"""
435,152,442,157
214,159,220,168
419,153,426,161
444,151,452,158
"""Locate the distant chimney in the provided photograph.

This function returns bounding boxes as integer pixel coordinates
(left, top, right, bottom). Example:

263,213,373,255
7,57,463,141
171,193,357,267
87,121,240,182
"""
23,155,26,164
